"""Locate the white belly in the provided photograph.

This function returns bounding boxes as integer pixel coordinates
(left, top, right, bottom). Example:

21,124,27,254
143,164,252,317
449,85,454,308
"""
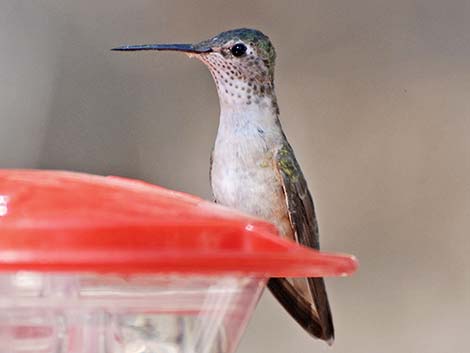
210,98,295,237
211,136,292,237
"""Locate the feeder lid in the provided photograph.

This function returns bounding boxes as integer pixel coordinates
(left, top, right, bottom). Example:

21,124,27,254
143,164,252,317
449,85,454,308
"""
0,170,357,277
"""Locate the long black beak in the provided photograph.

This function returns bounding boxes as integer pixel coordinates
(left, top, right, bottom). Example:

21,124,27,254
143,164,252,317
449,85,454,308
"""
111,43,212,53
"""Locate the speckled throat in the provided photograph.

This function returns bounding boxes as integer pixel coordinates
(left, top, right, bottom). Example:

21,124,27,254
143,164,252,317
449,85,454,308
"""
197,53,279,115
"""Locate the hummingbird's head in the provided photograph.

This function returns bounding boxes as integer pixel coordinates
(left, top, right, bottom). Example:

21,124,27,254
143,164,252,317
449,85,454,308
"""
113,28,278,108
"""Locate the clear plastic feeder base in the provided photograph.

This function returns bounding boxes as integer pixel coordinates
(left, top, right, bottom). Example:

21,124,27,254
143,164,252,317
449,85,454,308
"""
0,273,265,353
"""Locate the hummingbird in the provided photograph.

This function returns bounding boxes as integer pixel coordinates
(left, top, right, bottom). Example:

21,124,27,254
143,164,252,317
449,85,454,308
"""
113,28,334,344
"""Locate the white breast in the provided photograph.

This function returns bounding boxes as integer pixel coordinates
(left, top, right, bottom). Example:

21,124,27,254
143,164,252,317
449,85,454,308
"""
210,100,293,237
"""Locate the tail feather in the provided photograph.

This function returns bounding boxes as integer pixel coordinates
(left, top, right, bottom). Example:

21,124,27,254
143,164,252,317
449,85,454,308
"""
268,277,334,344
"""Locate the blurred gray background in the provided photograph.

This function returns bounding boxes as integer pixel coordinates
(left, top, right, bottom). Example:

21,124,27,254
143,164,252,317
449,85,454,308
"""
2,1,470,352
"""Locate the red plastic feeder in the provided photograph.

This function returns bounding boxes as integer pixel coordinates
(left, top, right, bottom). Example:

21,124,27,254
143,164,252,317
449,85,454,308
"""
0,170,357,353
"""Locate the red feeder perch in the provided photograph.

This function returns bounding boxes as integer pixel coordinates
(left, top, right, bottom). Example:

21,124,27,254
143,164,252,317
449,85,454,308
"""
0,170,357,353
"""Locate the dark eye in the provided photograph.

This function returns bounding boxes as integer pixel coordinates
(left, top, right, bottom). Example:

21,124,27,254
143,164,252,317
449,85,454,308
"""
231,43,247,57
